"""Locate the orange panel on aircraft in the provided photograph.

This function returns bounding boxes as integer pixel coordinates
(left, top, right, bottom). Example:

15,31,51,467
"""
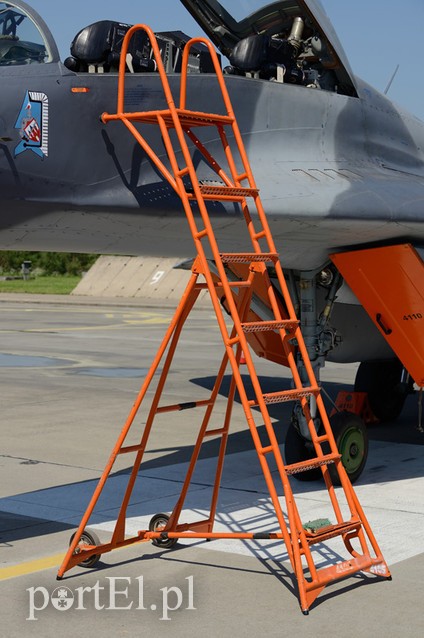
331,244,424,386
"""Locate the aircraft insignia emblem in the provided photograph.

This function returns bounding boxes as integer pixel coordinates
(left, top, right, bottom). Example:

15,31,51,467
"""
14,91,49,158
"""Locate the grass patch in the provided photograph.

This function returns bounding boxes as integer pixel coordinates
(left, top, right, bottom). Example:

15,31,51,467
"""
0,275,81,295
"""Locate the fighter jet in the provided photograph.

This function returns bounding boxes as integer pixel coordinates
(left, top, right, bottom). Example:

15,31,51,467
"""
1,0,423,481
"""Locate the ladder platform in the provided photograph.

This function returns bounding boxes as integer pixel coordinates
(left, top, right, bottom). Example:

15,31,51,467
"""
241,319,299,333
103,108,235,128
220,252,279,264
285,452,340,475
249,386,320,406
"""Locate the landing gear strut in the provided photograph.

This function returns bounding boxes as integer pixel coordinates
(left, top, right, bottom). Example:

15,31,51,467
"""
283,266,369,484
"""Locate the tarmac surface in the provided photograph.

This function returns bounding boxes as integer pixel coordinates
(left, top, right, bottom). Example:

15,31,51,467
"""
0,294,423,637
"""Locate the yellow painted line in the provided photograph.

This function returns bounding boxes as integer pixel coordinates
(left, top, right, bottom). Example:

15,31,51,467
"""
22,323,131,333
22,318,171,332
0,553,65,581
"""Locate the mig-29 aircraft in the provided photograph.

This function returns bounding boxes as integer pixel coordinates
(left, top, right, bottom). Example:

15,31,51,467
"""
1,0,423,482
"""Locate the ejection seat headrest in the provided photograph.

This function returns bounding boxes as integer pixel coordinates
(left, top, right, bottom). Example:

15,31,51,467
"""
69,20,148,69
228,34,270,72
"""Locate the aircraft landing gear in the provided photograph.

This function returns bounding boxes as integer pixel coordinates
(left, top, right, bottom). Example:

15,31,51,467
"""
284,410,368,485
283,266,368,483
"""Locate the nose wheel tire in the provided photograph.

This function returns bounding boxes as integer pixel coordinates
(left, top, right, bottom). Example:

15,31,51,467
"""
69,528,101,568
149,513,178,548
354,359,410,422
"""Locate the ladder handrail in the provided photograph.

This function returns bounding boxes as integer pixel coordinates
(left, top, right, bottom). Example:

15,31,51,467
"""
115,24,177,115
179,37,234,116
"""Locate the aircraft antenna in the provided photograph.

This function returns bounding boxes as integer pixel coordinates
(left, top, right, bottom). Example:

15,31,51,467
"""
384,64,400,95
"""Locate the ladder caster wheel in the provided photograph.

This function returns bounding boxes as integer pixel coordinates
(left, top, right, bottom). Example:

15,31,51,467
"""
149,513,178,549
70,528,101,568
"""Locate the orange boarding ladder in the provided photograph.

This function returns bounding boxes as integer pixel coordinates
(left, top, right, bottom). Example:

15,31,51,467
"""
57,25,391,614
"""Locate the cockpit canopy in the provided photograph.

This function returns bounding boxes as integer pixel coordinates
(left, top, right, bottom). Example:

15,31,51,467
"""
0,1,55,65
180,1,357,96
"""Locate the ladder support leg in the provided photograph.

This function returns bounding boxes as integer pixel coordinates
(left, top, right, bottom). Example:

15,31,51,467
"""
58,274,201,577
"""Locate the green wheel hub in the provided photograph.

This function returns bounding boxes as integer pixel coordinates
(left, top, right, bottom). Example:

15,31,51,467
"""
329,411,369,484
338,426,365,474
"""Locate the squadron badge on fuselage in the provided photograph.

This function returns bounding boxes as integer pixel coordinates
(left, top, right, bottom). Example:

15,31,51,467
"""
15,90,48,158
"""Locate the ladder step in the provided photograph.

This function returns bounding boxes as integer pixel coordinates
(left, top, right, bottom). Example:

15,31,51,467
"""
241,320,299,333
220,252,279,264
249,386,319,406
285,453,341,475
177,109,235,127
196,185,259,199
304,519,362,546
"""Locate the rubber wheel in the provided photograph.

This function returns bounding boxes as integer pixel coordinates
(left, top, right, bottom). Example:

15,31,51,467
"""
149,513,178,548
70,528,101,568
284,425,322,481
354,359,408,421
328,411,368,485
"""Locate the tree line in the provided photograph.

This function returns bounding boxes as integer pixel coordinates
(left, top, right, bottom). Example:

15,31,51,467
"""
0,252,97,276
